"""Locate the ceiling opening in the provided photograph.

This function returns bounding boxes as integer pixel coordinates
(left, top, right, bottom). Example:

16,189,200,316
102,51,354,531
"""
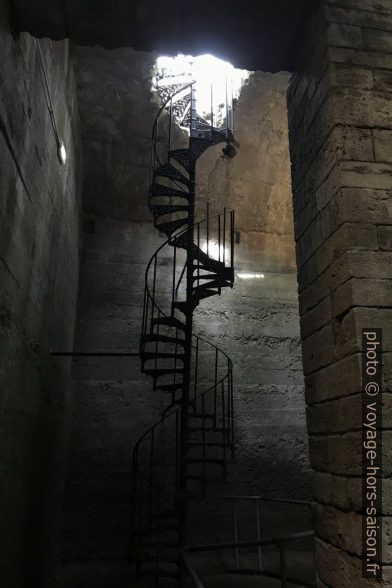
155,53,249,131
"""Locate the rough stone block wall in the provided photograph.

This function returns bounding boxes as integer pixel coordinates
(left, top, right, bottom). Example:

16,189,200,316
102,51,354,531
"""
60,44,310,576
287,1,392,585
0,4,82,587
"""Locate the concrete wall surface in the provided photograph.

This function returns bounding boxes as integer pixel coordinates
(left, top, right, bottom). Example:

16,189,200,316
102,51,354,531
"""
0,3,83,585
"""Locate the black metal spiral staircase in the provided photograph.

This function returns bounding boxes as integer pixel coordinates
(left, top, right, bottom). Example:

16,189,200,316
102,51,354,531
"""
129,82,236,586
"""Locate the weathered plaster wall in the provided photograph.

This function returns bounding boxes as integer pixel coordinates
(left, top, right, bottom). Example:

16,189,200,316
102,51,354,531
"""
197,71,296,272
0,3,82,586
287,1,392,586
60,45,310,573
190,71,311,545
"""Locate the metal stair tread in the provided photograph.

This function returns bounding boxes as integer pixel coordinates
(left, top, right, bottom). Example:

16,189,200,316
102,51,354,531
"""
142,334,186,346
151,316,186,331
154,163,193,188
150,182,190,199
156,217,189,236
143,367,184,376
150,203,190,215
141,351,185,360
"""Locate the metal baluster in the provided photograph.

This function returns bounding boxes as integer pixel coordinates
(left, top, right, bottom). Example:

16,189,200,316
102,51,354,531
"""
214,348,218,427
175,410,180,501
218,214,221,262
221,380,227,479
168,97,172,153
279,541,287,588
256,499,263,572
226,361,231,446
155,310,160,371
223,208,226,264
149,430,154,524
151,255,157,329
233,499,240,570
206,202,210,257
174,327,179,402
172,241,177,301
194,337,199,404
202,394,206,497
230,363,235,455
197,222,200,291
210,83,213,140
225,78,228,139
231,210,234,272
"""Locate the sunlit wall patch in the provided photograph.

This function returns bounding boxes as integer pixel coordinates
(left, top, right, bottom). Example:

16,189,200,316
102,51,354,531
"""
237,272,265,279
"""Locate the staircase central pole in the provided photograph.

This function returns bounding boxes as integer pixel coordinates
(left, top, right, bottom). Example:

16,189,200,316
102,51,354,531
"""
178,162,195,551
178,86,197,575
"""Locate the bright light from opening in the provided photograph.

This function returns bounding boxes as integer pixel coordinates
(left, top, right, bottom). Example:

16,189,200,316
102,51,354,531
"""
237,272,265,279
58,142,67,165
156,54,249,125
201,241,228,262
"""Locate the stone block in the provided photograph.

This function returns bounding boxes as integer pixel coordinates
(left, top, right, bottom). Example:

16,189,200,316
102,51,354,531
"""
364,27,392,53
313,471,392,515
300,296,333,339
327,0,392,14
333,187,392,227
307,393,362,434
374,129,392,162
306,350,392,404
309,430,392,476
315,538,392,588
330,62,374,88
315,223,377,276
332,277,392,317
327,22,364,48
329,45,392,70
374,69,392,92
301,323,334,375
379,226,392,250
327,4,392,29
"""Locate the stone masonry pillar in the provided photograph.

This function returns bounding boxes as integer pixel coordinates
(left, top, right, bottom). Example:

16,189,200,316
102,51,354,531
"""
287,1,392,586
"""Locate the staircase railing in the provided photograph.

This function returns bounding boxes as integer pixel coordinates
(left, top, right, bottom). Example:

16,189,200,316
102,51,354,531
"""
129,79,236,584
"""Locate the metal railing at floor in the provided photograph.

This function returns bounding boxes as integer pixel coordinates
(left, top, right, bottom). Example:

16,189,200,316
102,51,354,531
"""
223,495,312,573
183,531,315,588
182,496,316,588
179,550,205,588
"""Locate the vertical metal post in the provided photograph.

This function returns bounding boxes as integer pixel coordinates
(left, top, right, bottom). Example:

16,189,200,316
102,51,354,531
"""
231,210,234,273
202,395,206,497
214,348,218,426
168,97,172,153
223,208,226,264
197,222,200,291
256,500,263,572
233,499,240,570
206,202,210,257
194,337,199,402
150,255,157,329
218,214,221,262
221,380,227,479
225,78,228,138
210,83,214,139
178,145,196,558
172,242,177,301
279,541,287,588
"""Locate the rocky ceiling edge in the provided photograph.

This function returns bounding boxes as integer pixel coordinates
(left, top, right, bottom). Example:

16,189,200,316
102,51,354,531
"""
10,0,319,71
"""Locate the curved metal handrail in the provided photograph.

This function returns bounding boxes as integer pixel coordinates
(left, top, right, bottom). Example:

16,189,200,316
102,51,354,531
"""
134,211,235,483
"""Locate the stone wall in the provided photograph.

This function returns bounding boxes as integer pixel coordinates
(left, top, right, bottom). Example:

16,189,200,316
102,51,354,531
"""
190,71,311,545
60,45,310,573
0,3,82,587
287,1,392,585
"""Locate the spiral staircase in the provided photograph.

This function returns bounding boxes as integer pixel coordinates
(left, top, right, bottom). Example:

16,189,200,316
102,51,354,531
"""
129,82,236,586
